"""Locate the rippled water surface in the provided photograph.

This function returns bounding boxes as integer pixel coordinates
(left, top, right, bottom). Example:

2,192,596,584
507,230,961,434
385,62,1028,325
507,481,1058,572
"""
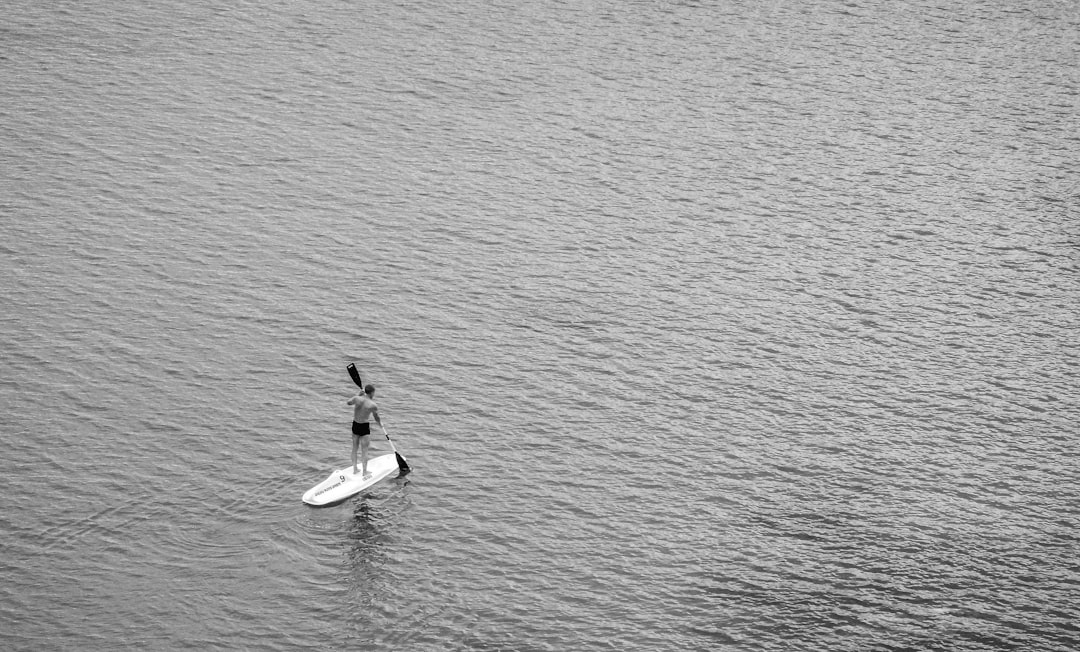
2,0,1078,650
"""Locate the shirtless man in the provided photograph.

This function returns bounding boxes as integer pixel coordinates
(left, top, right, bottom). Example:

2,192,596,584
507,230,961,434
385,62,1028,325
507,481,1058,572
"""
347,384,382,478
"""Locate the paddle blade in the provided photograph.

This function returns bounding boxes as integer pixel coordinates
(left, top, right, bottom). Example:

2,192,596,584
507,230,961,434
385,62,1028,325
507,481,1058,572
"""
347,363,363,387
395,452,411,472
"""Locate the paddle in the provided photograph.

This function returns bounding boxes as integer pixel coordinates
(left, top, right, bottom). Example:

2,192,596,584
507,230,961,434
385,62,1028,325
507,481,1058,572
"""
380,424,411,473
347,362,363,387
347,363,410,472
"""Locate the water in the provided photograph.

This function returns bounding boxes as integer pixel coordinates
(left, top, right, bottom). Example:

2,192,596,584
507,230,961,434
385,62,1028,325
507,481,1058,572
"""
2,0,1078,650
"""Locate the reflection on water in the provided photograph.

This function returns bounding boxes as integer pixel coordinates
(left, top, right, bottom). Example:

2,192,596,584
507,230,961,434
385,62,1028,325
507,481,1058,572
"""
345,476,412,568
348,502,382,549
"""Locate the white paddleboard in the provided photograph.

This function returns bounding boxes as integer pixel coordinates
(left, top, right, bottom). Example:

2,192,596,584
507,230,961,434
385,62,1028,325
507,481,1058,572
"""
302,454,401,506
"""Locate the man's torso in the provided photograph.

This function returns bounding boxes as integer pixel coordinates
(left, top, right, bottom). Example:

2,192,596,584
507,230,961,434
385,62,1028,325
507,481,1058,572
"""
352,396,377,423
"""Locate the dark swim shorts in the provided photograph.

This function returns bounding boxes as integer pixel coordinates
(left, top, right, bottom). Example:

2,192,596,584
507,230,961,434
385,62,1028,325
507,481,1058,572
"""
352,421,371,437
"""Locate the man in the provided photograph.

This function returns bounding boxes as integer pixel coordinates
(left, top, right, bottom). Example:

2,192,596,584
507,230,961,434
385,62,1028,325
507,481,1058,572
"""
347,384,382,478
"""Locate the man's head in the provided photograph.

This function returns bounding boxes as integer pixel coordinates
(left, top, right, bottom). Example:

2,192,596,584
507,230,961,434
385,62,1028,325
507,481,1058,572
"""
364,384,376,396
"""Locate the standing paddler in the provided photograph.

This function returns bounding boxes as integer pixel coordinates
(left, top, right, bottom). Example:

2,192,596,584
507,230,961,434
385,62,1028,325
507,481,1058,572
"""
347,384,382,478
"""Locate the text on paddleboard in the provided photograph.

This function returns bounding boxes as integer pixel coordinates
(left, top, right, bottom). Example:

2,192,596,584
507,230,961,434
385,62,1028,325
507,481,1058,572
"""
313,475,348,498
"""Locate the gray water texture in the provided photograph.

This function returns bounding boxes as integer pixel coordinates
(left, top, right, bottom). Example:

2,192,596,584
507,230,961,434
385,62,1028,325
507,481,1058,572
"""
2,0,1079,650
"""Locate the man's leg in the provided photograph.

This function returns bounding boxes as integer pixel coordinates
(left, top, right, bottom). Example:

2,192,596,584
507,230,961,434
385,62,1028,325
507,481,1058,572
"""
351,434,360,474
361,436,371,478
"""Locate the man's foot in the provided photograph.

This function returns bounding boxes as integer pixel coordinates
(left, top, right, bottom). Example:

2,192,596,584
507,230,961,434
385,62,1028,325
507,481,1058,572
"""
353,467,360,475
362,471,372,480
